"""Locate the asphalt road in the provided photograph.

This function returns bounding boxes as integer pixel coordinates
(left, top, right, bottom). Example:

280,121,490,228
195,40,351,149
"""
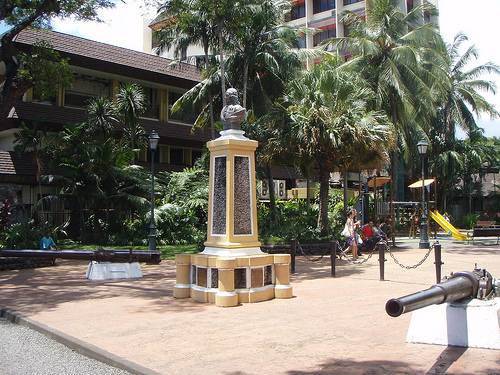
0,318,131,375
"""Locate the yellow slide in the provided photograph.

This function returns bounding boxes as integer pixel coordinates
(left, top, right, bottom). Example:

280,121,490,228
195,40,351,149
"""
430,210,468,241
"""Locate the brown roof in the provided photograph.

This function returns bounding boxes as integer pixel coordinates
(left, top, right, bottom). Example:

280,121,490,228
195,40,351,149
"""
14,28,201,84
0,151,37,176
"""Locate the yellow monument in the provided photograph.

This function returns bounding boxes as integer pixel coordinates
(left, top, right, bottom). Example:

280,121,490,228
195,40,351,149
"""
173,89,293,307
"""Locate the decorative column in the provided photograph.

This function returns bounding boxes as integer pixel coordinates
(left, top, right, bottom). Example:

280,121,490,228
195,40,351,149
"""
273,254,293,299
173,254,191,299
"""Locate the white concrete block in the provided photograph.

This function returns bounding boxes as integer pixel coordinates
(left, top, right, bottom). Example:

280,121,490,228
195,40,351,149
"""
86,261,142,281
406,298,500,349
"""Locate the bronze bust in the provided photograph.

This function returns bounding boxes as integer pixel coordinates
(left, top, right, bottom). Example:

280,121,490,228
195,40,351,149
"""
220,88,246,131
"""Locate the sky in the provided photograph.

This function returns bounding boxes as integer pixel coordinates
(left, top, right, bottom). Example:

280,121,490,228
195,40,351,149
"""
1,0,499,137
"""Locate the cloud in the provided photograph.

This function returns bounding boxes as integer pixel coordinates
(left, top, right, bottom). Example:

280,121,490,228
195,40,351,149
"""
51,0,157,52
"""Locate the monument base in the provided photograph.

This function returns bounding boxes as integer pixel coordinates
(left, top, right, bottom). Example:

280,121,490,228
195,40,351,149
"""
173,251,293,307
406,298,500,349
86,261,142,281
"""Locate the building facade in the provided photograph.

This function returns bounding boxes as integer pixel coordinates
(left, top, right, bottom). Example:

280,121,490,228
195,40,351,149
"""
0,28,210,210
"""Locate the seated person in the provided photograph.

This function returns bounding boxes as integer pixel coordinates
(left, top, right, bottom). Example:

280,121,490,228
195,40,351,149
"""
40,232,57,250
362,220,382,249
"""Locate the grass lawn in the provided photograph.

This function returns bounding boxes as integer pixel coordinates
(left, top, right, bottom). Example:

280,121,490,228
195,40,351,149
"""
60,243,199,259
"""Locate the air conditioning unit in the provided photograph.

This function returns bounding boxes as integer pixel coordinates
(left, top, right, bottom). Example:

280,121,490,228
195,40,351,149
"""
259,180,287,200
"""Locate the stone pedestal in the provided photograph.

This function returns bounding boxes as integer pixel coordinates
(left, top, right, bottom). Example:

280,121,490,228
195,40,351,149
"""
86,261,142,281
174,129,293,306
406,298,500,349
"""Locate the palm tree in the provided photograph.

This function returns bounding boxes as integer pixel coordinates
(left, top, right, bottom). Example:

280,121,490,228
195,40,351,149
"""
14,122,46,202
286,59,393,233
428,33,499,210
326,0,446,233
439,33,499,138
115,83,146,151
153,0,219,137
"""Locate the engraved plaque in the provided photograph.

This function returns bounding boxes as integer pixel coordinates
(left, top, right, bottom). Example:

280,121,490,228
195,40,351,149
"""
212,156,226,234
234,156,252,235
210,268,218,288
264,265,273,286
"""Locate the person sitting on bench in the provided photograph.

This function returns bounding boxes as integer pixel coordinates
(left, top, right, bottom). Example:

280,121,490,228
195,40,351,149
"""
362,220,381,250
40,231,57,250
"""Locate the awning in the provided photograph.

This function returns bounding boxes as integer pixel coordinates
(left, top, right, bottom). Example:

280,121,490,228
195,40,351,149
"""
408,178,435,189
367,176,391,188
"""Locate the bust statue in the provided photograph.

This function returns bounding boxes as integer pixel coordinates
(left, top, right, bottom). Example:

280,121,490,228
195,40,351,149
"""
220,88,246,131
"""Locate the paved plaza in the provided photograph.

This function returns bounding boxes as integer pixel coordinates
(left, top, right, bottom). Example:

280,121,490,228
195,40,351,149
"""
0,240,499,375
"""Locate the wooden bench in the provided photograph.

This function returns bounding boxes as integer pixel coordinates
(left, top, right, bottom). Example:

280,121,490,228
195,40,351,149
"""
472,221,500,244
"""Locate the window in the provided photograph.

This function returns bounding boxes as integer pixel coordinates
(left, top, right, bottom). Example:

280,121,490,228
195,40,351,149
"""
170,147,184,165
343,0,363,5
159,145,169,163
287,3,306,20
313,0,335,14
168,90,197,124
32,86,56,105
297,35,307,49
141,86,160,119
406,0,414,12
313,27,336,47
192,149,202,165
64,74,111,108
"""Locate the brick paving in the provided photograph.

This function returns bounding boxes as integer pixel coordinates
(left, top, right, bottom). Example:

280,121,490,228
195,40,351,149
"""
0,240,499,375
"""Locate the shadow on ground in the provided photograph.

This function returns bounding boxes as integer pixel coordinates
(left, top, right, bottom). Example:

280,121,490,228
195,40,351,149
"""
286,358,420,374
0,260,208,315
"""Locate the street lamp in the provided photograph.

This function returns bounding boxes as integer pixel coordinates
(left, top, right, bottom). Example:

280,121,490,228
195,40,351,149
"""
148,130,160,250
417,140,430,249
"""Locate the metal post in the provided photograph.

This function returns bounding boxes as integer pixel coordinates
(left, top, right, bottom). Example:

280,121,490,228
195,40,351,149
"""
433,242,443,283
419,153,430,249
290,240,296,274
330,241,336,278
378,242,386,281
148,148,157,251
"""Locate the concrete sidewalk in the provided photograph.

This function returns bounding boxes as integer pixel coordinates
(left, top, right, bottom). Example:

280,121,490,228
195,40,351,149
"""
0,241,499,375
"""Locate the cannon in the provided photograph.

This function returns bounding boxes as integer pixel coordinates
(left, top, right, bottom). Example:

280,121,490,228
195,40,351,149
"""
385,267,495,317
0,249,161,264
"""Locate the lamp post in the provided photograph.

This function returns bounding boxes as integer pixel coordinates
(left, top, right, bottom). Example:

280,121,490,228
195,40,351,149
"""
417,140,430,249
148,130,160,250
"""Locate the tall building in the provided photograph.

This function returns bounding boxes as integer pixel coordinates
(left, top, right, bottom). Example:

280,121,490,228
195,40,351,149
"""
284,0,438,50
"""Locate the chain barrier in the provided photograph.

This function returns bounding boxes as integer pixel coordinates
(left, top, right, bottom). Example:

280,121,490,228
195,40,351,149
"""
296,243,332,262
334,239,376,265
385,242,434,270
352,242,377,265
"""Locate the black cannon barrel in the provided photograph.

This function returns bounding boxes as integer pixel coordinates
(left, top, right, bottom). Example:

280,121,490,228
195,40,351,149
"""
385,271,481,317
0,249,161,264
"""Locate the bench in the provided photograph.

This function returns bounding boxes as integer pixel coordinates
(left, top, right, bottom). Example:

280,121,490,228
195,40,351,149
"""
472,221,500,244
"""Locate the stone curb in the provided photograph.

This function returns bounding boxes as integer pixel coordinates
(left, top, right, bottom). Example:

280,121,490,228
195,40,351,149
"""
0,308,162,375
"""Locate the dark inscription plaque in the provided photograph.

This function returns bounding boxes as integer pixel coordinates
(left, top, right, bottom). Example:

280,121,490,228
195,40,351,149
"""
234,268,247,289
212,156,226,235
211,268,218,288
234,156,252,235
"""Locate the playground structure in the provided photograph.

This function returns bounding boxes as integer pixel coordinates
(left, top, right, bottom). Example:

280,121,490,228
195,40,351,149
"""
429,210,468,241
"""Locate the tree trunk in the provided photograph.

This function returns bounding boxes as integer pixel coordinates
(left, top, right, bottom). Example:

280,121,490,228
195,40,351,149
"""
242,59,249,109
218,23,226,107
266,163,276,226
306,177,310,209
343,167,348,219
203,39,215,139
389,103,397,246
317,165,330,235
